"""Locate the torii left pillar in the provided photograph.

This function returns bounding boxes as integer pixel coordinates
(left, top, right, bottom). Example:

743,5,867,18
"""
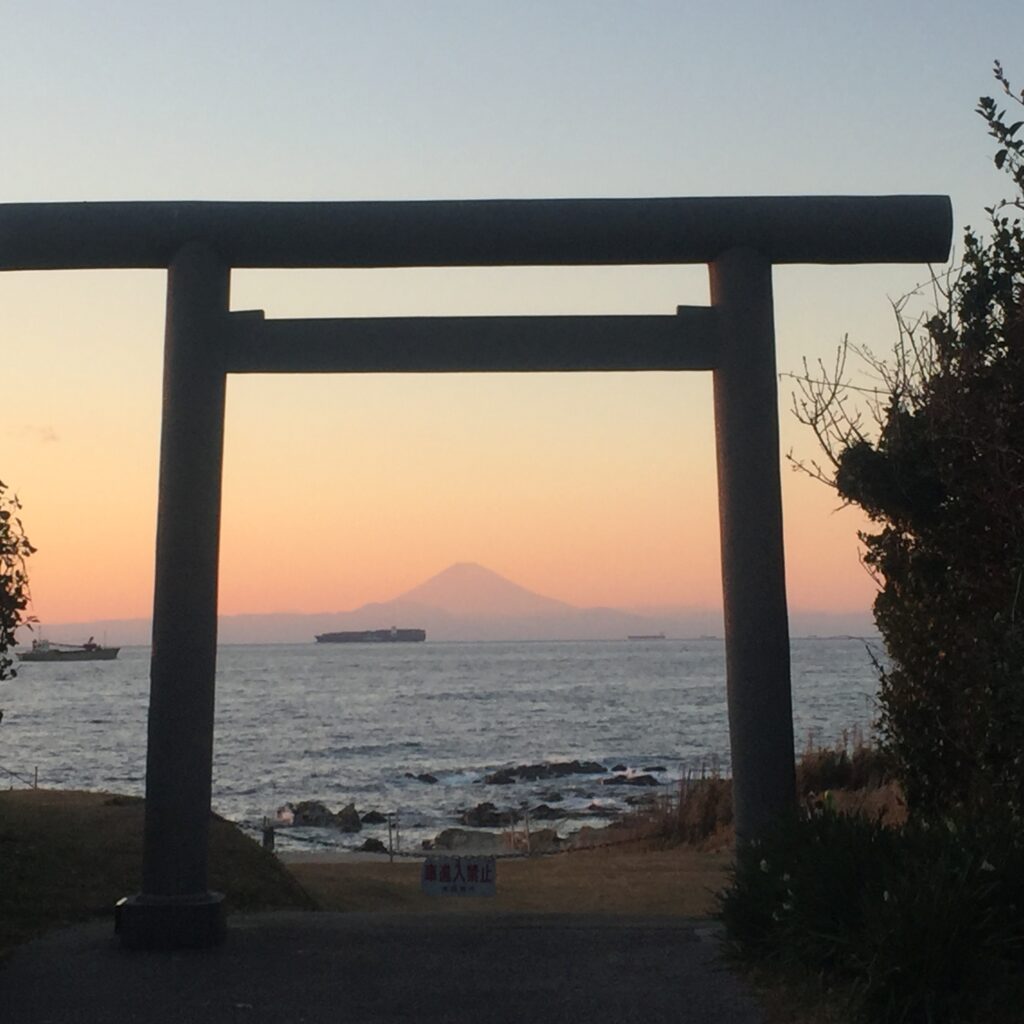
117,242,229,948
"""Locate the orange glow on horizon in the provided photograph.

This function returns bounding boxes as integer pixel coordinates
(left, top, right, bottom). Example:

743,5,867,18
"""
6,267,879,627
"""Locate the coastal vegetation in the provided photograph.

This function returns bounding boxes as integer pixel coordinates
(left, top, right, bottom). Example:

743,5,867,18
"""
719,64,1024,1022
637,731,899,850
0,482,34,682
793,61,1024,821
0,789,314,960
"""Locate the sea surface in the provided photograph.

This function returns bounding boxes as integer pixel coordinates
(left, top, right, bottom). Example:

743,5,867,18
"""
0,638,883,852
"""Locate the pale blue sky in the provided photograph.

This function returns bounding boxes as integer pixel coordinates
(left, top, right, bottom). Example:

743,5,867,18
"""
2,1,1016,207
2,1,1022,624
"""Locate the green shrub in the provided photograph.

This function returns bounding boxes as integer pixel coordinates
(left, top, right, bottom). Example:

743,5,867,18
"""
0,481,35,681
718,805,1024,1023
718,801,898,970
849,826,1018,1022
792,62,1024,820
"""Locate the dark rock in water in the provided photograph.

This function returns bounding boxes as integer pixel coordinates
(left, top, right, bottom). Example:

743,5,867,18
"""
643,765,668,773
630,774,661,787
587,802,619,814
289,799,366,831
361,810,388,825
625,793,659,806
482,760,607,785
459,801,517,828
530,804,564,821
356,837,388,853
483,769,516,785
611,764,627,773
336,802,363,832
404,772,439,784
433,828,505,853
601,774,661,787
291,800,337,828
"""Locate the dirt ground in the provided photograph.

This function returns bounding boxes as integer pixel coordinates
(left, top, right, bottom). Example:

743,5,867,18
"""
284,841,732,916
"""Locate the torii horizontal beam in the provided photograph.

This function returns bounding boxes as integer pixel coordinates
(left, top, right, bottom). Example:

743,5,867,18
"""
223,308,719,373
0,195,951,270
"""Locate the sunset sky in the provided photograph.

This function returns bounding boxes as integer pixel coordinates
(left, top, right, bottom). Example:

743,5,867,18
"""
3,2,1021,626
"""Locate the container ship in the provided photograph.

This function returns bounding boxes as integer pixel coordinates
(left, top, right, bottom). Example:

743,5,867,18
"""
314,627,426,644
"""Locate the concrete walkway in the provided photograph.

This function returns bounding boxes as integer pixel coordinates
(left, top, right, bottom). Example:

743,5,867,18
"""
0,912,767,1024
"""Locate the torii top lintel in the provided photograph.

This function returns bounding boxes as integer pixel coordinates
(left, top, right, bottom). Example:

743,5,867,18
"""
0,195,951,271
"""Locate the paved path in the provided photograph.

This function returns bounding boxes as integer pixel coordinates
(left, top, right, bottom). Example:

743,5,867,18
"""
0,912,766,1024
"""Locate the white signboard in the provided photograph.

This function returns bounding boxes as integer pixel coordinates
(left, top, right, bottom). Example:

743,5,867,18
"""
421,855,497,897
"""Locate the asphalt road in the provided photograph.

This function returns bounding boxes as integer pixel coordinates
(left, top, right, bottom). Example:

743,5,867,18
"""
0,912,767,1024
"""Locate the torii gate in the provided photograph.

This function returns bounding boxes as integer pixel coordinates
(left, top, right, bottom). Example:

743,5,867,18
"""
0,196,951,948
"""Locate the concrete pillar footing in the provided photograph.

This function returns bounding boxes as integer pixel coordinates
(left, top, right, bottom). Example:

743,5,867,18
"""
115,892,226,950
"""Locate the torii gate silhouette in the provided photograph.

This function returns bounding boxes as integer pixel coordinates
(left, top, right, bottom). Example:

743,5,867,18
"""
0,195,951,948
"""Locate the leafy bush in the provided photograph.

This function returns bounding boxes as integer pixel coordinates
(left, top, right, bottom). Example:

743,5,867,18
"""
792,63,1024,819
718,805,1024,1023
0,481,35,681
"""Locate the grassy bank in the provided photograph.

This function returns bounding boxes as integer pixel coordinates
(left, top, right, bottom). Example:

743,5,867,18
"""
0,789,315,959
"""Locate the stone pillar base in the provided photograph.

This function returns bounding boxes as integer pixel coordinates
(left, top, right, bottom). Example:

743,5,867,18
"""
115,892,226,950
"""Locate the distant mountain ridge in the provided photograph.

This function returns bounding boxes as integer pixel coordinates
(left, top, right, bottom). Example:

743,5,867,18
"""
396,562,574,618
26,561,874,645
303,562,683,641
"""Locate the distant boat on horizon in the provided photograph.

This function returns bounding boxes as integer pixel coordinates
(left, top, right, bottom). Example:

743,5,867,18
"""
18,637,120,662
315,627,426,644
627,632,666,641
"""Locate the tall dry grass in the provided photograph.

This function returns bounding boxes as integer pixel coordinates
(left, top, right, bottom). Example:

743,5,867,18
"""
631,730,903,848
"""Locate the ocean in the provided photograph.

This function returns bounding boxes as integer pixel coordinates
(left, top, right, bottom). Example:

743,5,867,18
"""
0,637,882,852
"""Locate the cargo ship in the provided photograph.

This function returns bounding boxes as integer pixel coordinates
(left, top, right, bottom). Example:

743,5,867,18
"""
315,627,426,644
19,638,120,662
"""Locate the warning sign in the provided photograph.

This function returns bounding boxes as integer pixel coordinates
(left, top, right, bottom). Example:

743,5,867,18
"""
421,855,497,897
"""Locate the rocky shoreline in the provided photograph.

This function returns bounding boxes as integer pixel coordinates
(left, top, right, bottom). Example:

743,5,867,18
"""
272,759,671,854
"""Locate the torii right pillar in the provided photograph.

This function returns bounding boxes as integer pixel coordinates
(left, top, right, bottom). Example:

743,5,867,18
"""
711,247,796,841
